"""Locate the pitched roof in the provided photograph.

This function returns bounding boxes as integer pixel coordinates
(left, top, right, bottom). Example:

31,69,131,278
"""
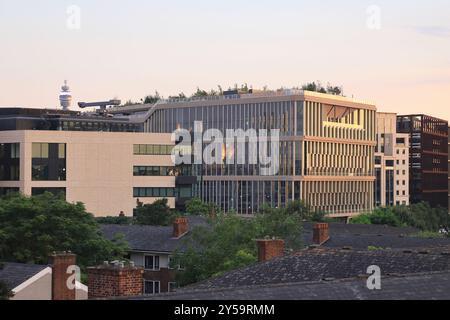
100,216,207,253
302,222,450,250
137,271,450,300
0,262,49,290
189,247,450,290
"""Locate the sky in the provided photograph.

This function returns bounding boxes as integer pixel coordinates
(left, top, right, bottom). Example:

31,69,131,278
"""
0,0,449,119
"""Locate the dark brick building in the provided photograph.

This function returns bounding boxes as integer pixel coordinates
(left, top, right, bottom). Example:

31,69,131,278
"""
397,114,448,208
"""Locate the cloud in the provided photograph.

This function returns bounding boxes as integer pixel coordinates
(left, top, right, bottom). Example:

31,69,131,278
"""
413,26,450,38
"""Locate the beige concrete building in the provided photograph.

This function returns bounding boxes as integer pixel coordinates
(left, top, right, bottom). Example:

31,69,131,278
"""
375,113,410,207
0,130,175,217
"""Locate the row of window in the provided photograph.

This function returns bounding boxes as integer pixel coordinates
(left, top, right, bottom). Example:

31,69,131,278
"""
134,144,173,155
133,166,176,177
32,143,66,159
143,281,177,295
133,187,175,198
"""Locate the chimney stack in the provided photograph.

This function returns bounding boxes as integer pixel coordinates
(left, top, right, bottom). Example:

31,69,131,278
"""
87,263,144,299
313,223,330,245
256,239,285,262
173,217,189,238
49,252,77,300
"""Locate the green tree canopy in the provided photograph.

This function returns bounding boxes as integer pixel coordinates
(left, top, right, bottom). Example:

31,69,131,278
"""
135,198,177,226
351,202,450,232
0,193,128,268
173,208,303,286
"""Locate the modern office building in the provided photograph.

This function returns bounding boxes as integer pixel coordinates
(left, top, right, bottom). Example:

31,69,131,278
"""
397,115,449,208
112,90,377,218
0,107,201,216
0,129,176,216
375,113,410,207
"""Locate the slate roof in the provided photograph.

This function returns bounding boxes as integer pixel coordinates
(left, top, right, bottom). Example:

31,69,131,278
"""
0,262,49,290
100,216,207,253
302,222,450,250
138,271,450,300
188,247,450,290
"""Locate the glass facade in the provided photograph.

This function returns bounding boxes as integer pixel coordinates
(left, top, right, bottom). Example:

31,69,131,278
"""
0,143,20,181
143,96,376,216
32,143,67,181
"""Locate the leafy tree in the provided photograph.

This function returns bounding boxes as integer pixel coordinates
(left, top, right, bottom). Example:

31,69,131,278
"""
351,203,450,232
173,209,303,286
143,91,161,104
0,193,128,268
185,198,219,216
302,81,343,96
192,88,209,97
135,198,177,226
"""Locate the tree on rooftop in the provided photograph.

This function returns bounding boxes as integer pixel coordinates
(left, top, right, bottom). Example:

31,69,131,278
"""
0,193,128,268
143,91,161,104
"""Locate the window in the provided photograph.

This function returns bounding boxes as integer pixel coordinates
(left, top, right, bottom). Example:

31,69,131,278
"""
133,144,173,155
144,281,160,295
133,166,176,176
32,143,66,181
32,188,66,198
0,143,20,181
133,188,175,198
168,282,177,293
144,255,160,270
32,143,49,158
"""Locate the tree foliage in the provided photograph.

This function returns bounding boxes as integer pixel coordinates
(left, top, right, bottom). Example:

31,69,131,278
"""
143,91,161,104
185,198,218,216
0,193,129,268
351,203,450,232
301,81,343,96
134,198,177,226
173,208,304,286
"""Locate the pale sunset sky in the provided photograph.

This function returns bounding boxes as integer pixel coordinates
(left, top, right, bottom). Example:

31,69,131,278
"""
0,0,449,119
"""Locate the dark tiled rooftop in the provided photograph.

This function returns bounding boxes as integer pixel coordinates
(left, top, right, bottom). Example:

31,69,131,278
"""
189,247,450,290
138,271,450,300
100,216,207,253
303,222,450,250
0,262,48,290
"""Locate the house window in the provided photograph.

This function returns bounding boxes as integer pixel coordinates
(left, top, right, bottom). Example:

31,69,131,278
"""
144,255,160,270
144,281,160,295
168,282,177,292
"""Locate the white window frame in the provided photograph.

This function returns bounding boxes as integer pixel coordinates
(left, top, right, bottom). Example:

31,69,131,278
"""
143,280,161,295
144,254,160,271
